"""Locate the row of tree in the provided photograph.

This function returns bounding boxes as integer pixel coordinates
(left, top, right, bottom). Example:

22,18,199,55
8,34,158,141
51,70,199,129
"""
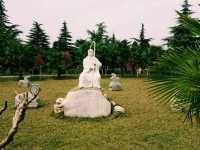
0,0,199,77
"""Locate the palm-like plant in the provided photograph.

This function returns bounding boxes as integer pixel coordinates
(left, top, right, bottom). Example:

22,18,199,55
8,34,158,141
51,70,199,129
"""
87,22,107,42
149,12,200,125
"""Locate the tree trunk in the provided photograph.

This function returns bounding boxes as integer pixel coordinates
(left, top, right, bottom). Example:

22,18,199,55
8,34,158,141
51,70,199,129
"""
57,68,62,79
39,66,42,80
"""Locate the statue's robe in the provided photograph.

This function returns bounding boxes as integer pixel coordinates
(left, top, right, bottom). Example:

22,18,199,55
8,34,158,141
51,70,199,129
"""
79,56,102,88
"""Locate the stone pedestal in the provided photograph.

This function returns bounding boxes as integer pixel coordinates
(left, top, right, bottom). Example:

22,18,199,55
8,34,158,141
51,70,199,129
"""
62,88,111,118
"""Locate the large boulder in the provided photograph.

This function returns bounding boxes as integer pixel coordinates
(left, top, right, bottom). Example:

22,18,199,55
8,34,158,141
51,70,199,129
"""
62,88,111,118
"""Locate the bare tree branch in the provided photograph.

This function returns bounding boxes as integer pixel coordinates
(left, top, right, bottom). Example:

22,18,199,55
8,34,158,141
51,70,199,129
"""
0,92,38,149
0,101,8,116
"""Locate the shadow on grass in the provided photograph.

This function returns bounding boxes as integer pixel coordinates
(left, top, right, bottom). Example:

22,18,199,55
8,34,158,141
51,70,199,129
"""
50,111,128,122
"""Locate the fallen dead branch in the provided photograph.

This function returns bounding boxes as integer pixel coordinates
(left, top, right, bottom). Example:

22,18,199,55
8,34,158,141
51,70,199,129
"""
0,91,38,150
0,101,8,116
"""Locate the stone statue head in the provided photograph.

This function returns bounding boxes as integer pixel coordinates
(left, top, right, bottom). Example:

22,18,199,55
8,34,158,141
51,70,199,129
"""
88,49,94,57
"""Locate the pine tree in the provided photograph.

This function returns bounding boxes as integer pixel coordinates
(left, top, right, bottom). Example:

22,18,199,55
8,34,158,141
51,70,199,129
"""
181,0,192,15
0,0,20,37
0,0,8,50
51,22,74,77
0,0,8,25
26,21,49,74
27,21,49,53
165,0,199,48
133,24,152,68
134,24,151,49
55,21,74,51
0,0,22,75
117,39,131,74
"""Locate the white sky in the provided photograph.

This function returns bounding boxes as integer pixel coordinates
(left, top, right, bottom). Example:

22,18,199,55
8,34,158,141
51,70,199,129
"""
5,0,200,45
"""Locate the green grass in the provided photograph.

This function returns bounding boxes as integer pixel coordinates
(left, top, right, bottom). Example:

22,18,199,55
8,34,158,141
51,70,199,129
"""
0,78,200,150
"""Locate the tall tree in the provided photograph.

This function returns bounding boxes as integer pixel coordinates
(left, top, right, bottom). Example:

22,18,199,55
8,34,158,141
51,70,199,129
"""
165,0,199,48
0,0,8,25
134,24,151,49
27,21,49,52
75,39,90,62
52,22,74,77
133,23,152,69
87,22,107,43
117,39,131,74
106,34,121,73
87,22,110,74
26,21,49,74
54,22,74,51
0,0,22,75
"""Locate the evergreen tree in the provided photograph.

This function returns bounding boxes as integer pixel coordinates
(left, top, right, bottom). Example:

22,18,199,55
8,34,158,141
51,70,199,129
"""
26,21,49,73
0,0,8,25
134,24,151,49
0,0,21,38
117,39,131,74
165,0,200,48
54,21,74,51
129,41,139,72
0,0,22,75
133,23,152,68
181,0,192,15
27,21,49,52
106,34,120,73
51,22,74,77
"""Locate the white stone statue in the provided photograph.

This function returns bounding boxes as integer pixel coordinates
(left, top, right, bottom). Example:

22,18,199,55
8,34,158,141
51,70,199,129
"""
15,76,40,108
109,73,122,91
54,43,112,118
79,48,102,89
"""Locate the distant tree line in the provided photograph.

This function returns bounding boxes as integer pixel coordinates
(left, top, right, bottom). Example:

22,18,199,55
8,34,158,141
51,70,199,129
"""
0,0,198,77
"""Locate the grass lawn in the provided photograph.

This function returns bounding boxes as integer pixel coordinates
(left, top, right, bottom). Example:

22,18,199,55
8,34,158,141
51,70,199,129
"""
0,78,200,150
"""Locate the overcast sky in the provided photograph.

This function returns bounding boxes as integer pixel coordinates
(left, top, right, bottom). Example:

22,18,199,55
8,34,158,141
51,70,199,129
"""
5,0,200,45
